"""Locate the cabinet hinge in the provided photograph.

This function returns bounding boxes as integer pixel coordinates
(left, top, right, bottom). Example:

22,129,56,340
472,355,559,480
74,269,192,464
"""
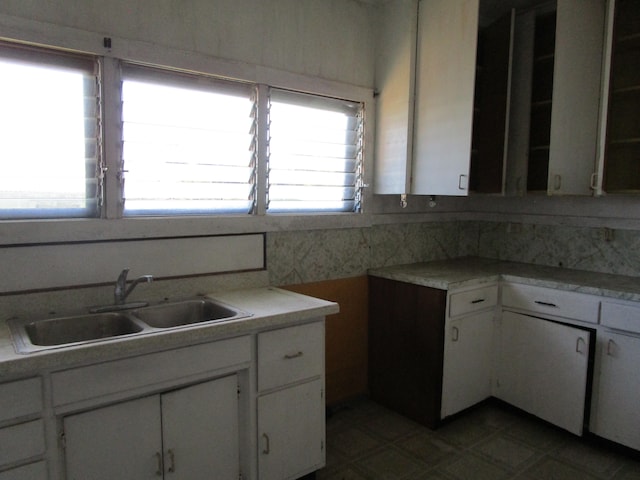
237,384,241,398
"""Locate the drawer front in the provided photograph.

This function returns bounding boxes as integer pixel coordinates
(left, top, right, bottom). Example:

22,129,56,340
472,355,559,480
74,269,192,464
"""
52,335,251,408
0,420,45,465
601,301,640,334
258,321,324,392
0,378,42,423
502,283,600,324
0,461,47,480
449,285,498,318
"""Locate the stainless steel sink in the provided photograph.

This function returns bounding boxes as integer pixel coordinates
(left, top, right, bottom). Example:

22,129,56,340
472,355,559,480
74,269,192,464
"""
130,299,247,329
8,312,144,353
8,298,251,353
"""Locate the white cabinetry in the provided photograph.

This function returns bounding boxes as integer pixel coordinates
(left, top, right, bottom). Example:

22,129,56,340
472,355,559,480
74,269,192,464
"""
590,301,640,451
441,285,497,418
64,375,239,480
0,378,46,479
496,311,592,435
374,0,479,196
257,321,325,480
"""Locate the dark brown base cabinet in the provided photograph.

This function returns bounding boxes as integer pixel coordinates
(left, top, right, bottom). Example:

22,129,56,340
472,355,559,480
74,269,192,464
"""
368,276,446,429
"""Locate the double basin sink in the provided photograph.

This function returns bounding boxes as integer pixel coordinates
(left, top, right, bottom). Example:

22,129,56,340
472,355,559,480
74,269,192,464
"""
8,298,251,354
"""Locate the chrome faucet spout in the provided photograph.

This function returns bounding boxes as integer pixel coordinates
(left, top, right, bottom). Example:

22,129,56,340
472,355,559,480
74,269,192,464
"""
114,269,153,305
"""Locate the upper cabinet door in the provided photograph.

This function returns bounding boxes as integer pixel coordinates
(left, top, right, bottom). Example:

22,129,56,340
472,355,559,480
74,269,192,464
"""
412,0,480,195
548,0,606,195
373,0,419,195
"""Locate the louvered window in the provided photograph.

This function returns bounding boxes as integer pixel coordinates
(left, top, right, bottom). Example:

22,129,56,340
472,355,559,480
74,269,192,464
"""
267,89,363,213
0,43,100,219
121,66,256,216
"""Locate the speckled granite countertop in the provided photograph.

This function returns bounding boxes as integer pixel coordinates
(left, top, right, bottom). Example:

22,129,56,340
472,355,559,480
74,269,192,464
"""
0,287,339,378
369,257,640,302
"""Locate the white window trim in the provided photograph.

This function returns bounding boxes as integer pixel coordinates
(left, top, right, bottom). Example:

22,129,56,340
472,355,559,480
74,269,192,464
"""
0,15,375,245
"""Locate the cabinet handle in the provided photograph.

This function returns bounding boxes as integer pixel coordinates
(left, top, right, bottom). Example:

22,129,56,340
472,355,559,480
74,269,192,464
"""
262,433,270,454
534,300,558,308
284,351,303,359
167,449,175,473
607,339,616,356
576,337,586,354
458,174,468,190
554,174,562,191
471,298,485,304
590,172,598,190
155,452,163,477
452,326,459,342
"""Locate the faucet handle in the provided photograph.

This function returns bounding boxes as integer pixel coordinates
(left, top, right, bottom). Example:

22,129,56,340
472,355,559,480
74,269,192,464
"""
117,268,130,283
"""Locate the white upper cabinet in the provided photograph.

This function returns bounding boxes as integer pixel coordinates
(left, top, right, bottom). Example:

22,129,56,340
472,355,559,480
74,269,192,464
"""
412,0,480,195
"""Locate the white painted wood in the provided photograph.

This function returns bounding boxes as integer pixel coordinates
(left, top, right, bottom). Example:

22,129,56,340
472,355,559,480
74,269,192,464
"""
0,234,264,293
496,311,590,435
0,378,42,422
505,10,535,196
448,285,498,318
591,330,640,451
64,395,162,480
547,0,606,195
442,310,494,418
412,0,479,195
373,0,418,194
52,336,251,408
601,301,640,334
258,321,324,392
0,420,45,466
501,283,600,324
0,461,47,480
258,379,325,480
161,376,240,480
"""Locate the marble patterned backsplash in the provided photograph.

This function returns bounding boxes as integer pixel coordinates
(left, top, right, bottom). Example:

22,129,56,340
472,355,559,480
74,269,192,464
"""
267,220,640,286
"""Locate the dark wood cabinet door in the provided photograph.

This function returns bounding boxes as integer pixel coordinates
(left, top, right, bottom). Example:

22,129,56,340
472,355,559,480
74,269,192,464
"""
368,276,446,428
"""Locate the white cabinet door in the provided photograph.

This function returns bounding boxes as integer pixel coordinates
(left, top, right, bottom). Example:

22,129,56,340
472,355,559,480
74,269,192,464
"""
591,331,640,451
258,379,324,480
412,0,479,195
64,376,240,480
0,462,47,480
64,395,162,480
161,375,240,480
442,310,494,418
496,311,591,435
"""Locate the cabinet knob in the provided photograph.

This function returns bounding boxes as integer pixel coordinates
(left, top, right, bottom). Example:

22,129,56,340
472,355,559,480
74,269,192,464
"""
452,326,459,342
167,449,176,473
262,433,271,454
576,337,586,354
155,452,163,477
607,339,616,356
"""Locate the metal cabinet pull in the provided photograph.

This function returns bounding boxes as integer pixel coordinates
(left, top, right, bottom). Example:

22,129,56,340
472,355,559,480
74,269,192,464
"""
607,339,616,356
155,452,163,477
452,326,459,342
471,298,485,304
284,351,303,359
576,337,586,354
167,449,175,473
262,433,270,454
458,174,468,190
554,174,562,191
534,300,558,308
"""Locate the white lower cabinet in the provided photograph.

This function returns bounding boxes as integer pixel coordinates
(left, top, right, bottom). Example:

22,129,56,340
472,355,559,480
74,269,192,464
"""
257,321,325,480
258,379,324,480
496,311,591,435
441,310,495,418
591,330,640,451
63,375,239,480
0,462,48,480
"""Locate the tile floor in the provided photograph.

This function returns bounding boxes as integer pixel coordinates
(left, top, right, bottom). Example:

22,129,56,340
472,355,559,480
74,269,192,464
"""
318,398,640,480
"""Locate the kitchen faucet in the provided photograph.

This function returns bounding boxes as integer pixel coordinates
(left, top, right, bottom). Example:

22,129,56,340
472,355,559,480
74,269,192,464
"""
114,268,154,305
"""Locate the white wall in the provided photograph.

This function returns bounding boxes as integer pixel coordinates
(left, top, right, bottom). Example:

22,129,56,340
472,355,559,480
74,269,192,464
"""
0,0,375,88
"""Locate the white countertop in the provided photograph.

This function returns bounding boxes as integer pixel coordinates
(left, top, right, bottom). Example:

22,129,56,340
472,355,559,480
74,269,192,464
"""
369,256,640,301
0,287,339,378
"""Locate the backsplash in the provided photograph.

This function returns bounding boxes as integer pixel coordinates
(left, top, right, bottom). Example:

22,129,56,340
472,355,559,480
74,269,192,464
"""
267,220,640,286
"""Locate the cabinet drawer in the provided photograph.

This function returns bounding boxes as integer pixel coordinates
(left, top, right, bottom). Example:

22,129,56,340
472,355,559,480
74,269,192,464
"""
52,335,251,408
0,420,45,465
258,321,324,392
501,283,600,324
449,285,498,317
0,378,42,423
0,461,47,480
601,301,640,334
